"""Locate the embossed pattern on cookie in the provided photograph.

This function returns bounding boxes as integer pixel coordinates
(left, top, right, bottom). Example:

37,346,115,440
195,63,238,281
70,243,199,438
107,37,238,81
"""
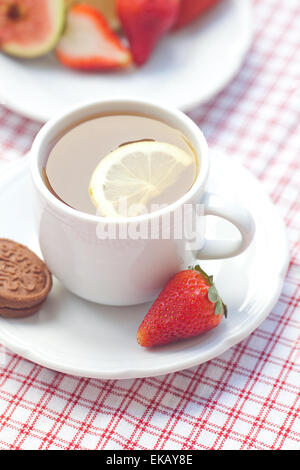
0,239,52,317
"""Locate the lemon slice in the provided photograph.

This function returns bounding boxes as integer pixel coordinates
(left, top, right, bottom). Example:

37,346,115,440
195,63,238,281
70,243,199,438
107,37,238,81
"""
89,141,194,217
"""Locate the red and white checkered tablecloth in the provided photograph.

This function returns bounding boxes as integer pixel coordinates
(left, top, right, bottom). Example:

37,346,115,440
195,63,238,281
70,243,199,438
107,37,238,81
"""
0,0,299,450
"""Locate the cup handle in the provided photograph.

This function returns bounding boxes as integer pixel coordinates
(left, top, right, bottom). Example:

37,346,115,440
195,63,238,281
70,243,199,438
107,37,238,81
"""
197,192,255,260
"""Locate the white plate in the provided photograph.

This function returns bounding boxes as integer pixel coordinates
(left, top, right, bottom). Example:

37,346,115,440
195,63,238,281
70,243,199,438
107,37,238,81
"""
0,0,252,121
0,152,289,379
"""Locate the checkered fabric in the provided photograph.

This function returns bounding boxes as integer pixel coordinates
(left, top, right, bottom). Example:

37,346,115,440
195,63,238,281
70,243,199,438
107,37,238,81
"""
0,0,299,450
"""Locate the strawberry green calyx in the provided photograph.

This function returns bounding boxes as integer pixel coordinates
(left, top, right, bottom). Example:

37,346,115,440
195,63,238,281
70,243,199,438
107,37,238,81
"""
193,265,227,318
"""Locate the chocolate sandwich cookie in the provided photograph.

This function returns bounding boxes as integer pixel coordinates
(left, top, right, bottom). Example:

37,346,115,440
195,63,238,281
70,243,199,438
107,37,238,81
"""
0,239,52,318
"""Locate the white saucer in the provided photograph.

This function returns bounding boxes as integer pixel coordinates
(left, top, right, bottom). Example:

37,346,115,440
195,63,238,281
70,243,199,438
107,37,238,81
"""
0,0,252,121
0,152,288,379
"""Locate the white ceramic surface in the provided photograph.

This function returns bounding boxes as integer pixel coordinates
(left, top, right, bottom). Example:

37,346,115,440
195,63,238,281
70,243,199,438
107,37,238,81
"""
0,0,252,121
0,153,289,379
31,98,255,306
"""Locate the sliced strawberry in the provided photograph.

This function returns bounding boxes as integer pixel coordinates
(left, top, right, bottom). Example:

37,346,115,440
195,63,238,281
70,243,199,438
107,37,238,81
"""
56,3,132,71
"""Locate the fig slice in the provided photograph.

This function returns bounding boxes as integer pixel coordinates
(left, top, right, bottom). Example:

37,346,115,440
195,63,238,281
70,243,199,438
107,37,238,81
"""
0,0,66,58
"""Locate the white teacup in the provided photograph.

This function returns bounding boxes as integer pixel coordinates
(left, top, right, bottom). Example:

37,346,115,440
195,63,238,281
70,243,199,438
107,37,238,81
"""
31,98,255,306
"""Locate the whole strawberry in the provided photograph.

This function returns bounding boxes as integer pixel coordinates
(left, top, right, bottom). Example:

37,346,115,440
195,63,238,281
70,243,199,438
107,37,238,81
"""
175,0,221,29
137,265,226,347
117,0,180,66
